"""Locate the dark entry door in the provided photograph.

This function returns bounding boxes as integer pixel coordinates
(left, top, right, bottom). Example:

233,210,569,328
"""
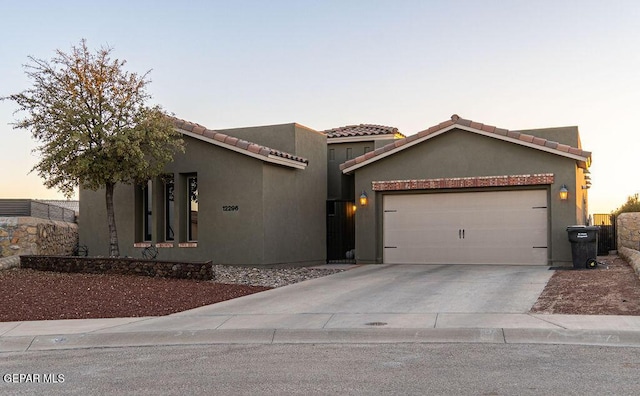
326,200,356,263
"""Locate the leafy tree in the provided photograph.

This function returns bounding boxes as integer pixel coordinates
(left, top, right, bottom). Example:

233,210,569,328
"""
2,39,183,257
613,193,640,216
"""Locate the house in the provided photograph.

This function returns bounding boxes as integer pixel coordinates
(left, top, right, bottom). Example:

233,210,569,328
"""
340,114,591,266
79,119,327,266
79,113,591,267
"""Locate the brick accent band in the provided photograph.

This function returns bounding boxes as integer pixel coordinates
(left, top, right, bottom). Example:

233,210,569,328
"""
372,174,554,191
178,242,198,248
133,243,152,248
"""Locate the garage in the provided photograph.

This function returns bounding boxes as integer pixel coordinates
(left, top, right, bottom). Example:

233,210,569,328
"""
383,190,548,265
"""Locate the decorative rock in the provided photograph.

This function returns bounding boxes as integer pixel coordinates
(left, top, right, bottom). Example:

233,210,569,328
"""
618,213,640,250
619,247,640,279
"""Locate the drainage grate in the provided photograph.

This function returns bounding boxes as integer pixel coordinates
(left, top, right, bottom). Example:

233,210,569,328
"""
365,322,388,326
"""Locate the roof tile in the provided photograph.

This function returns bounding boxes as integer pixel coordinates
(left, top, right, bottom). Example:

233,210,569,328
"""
507,130,521,139
192,125,206,135
181,123,195,132
213,133,228,143
247,144,262,154
532,137,546,146
456,118,472,127
236,140,250,150
364,151,376,160
481,124,496,133
519,134,535,143
470,121,484,130
323,124,404,139
494,128,509,136
223,135,238,145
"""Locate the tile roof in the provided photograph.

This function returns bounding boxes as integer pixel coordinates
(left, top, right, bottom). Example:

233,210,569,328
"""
340,114,592,173
323,124,405,139
171,117,309,169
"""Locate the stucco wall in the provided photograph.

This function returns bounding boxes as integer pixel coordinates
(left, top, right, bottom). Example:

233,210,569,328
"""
0,217,78,258
351,129,585,265
262,125,327,265
80,136,266,263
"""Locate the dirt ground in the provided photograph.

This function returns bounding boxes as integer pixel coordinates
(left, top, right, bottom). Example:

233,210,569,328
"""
0,269,269,322
1,256,639,322
531,255,640,315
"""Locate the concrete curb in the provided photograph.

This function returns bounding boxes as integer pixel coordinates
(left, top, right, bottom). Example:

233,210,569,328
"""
4,328,640,353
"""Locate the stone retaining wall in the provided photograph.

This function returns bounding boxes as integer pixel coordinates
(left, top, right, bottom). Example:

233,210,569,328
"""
20,256,213,280
617,212,640,251
619,247,640,278
0,217,78,260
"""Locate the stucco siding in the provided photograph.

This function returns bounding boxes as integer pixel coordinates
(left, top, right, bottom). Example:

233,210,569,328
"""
328,141,370,200
80,135,267,264
262,125,327,265
219,123,297,154
79,184,135,258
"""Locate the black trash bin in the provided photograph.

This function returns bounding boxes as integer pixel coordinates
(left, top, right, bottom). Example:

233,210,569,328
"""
566,225,600,269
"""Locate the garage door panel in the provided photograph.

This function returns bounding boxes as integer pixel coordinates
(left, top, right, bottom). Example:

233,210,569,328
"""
383,190,548,265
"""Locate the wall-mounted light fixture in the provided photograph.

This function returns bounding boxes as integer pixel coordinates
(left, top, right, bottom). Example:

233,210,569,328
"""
559,184,569,201
359,191,368,206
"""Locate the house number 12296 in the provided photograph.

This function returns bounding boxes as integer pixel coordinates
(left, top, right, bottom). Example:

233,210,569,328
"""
222,205,239,212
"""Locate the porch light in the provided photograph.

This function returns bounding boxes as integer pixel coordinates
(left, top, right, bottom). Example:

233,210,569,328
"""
559,185,569,201
359,191,368,206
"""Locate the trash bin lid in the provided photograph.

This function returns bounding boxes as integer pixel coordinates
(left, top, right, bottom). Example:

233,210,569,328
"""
566,225,600,231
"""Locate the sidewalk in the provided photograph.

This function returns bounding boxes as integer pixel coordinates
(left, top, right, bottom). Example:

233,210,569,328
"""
3,264,640,352
3,313,640,352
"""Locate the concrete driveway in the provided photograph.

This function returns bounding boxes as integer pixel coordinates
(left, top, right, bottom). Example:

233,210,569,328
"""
186,264,553,315
147,264,556,331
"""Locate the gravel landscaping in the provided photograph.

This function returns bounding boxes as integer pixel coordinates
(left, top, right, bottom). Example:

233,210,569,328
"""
0,265,345,322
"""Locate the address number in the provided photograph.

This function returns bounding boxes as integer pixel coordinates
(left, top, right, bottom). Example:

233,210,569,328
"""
222,205,239,212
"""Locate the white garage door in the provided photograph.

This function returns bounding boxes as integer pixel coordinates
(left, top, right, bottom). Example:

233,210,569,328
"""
383,190,548,265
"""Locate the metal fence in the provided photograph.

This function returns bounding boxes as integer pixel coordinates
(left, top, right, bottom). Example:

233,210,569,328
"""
0,199,77,223
593,213,616,255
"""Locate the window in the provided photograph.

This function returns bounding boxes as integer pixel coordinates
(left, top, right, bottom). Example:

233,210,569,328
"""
364,146,371,153
142,180,152,241
329,149,335,161
346,148,353,159
164,175,175,241
187,175,198,241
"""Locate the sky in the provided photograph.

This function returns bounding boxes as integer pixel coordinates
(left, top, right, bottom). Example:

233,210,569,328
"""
1,0,638,214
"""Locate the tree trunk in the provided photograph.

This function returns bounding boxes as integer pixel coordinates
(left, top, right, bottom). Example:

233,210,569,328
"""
105,182,120,257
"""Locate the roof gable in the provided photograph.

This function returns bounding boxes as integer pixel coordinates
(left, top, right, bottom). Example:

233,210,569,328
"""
341,114,592,174
172,117,308,170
